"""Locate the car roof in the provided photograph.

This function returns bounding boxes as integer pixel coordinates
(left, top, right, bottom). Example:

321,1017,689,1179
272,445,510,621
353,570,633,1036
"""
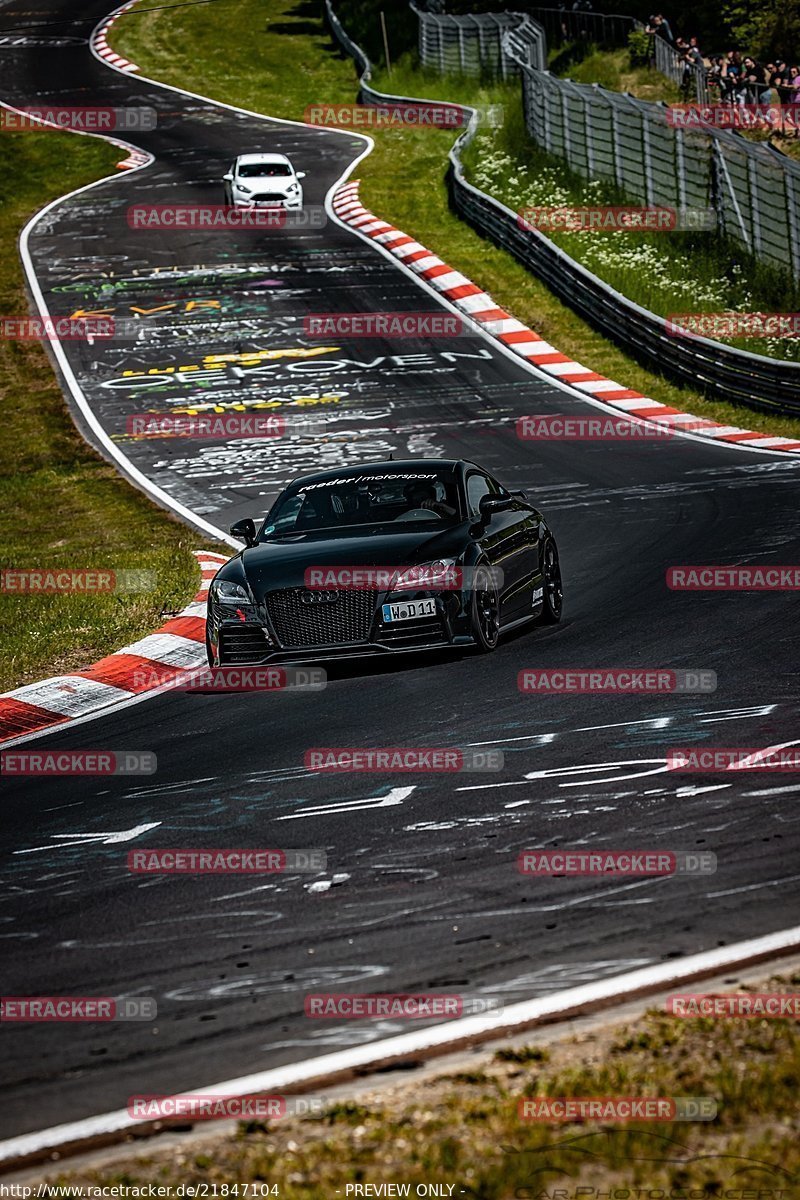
286,460,472,489
236,153,291,165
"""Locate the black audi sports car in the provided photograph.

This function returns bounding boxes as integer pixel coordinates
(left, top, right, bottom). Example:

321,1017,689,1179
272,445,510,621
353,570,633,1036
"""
206,459,563,665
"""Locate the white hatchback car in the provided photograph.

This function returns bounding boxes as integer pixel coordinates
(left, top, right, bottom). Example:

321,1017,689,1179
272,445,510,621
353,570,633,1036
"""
223,153,305,210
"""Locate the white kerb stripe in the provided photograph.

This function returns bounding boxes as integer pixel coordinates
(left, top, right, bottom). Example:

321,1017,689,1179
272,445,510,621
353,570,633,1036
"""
6,676,134,715
118,632,206,666
538,361,587,377
455,292,497,313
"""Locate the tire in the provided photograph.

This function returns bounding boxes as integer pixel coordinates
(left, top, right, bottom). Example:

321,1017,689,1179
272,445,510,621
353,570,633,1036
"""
470,561,501,652
539,537,563,624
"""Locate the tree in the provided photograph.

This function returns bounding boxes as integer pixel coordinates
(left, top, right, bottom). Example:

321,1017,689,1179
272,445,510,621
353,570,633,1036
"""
721,0,800,61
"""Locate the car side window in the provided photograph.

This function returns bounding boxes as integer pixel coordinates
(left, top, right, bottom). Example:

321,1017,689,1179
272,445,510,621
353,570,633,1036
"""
466,472,494,517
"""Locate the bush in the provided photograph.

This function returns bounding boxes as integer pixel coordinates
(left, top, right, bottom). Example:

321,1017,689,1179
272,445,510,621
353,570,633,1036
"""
628,28,652,67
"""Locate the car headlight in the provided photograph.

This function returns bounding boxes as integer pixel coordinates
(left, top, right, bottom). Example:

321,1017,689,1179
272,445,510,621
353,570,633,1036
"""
287,181,300,192
392,559,460,592
210,579,251,605
235,183,251,195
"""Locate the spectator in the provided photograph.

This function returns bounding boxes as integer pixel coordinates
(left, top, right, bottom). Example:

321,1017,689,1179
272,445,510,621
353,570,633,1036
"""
678,36,703,98
646,13,674,44
792,65,800,102
791,67,800,135
743,56,771,104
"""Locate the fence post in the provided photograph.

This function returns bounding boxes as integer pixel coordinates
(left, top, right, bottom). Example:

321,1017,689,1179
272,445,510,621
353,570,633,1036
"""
747,153,762,259
542,73,552,152
610,101,622,190
674,125,686,213
585,89,595,176
786,170,800,281
641,107,654,206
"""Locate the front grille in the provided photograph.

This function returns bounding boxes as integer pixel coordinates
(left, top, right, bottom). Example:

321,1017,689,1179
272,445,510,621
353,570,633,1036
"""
219,625,272,664
378,616,447,647
266,588,376,648
252,193,286,202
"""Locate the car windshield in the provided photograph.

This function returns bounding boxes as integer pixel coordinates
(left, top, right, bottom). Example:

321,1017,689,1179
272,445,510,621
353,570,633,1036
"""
261,471,463,537
238,162,292,178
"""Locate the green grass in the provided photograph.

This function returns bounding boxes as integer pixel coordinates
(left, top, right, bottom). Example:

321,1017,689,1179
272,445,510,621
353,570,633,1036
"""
556,44,683,102
111,0,800,442
0,130,224,691
40,974,800,1195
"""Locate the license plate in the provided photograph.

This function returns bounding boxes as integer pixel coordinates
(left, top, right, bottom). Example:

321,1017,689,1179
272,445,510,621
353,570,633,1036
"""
382,598,437,623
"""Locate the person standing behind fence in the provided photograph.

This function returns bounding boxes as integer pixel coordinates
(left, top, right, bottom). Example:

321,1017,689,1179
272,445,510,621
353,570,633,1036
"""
724,51,747,104
743,56,771,103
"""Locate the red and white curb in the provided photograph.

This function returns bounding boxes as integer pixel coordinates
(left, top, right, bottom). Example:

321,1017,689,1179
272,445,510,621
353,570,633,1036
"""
0,552,227,745
90,0,150,168
332,181,800,454
92,0,140,76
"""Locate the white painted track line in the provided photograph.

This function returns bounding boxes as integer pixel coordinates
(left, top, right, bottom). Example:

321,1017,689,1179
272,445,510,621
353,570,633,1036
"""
2,923,799,1167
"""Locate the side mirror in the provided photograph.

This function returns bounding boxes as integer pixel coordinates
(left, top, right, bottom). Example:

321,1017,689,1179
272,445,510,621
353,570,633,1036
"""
296,171,306,179
479,494,513,518
512,489,528,502
230,518,257,546
222,172,234,182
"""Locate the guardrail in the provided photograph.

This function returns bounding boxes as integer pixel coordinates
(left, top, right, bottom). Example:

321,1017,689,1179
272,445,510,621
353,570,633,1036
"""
325,1,800,416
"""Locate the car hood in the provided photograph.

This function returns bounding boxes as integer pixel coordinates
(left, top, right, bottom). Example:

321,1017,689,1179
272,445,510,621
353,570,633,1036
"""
234,525,470,596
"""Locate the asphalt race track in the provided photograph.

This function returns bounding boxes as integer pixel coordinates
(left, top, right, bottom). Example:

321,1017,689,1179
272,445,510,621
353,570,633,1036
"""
2,0,800,1144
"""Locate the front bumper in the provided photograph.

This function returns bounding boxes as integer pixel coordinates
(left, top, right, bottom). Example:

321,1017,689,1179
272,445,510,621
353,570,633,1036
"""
231,194,303,210
207,587,474,665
